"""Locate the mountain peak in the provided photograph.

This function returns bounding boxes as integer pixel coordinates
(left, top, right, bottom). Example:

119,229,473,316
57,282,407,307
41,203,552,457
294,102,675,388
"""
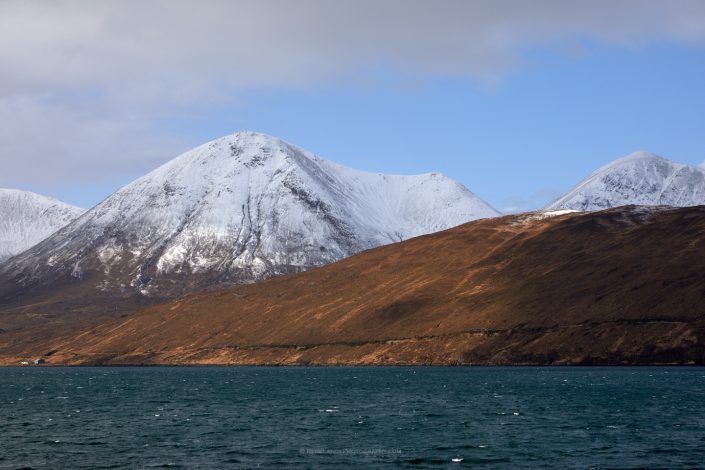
619,150,664,163
0,187,71,203
160,131,323,180
0,189,84,262
547,152,705,211
229,130,277,140
0,132,498,301
622,150,661,160
221,130,291,152
588,151,667,177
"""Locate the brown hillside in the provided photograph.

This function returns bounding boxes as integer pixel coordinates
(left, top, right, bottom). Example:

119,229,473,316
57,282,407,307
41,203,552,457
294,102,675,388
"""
3,206,705,365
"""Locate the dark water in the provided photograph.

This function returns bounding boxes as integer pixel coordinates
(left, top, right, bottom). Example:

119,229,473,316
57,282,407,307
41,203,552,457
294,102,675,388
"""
1,367,704,469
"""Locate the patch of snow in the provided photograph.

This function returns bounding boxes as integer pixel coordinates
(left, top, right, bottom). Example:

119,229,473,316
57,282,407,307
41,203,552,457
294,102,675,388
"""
512,209,581,225
0,131,499,295
0,189,84,262
547,151,705,211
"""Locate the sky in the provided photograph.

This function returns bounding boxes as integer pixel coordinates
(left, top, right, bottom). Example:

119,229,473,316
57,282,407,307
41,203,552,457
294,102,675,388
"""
1,0,705,212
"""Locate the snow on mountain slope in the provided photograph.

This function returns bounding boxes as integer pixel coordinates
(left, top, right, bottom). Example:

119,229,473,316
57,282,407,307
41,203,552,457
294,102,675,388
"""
546,151,705,211
0,131,498,299
0,189,84,263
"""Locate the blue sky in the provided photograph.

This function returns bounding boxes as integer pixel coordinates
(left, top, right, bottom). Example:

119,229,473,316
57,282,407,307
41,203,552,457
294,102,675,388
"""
137,42,705,212
0,2,705,211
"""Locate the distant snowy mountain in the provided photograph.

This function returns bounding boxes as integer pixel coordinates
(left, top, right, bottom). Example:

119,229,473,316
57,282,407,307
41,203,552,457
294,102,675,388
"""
546,151,705,211
0,189,84,263
0,131,498,300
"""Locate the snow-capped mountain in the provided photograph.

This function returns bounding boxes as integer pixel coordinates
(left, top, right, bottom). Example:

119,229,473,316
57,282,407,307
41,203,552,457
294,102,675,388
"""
0,189,84,263
0,131,498,300
546,151,705,211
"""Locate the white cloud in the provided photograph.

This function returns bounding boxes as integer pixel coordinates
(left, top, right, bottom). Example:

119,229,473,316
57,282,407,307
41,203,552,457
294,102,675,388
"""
4,0,705,96
0,94,185,185
1,0,705,195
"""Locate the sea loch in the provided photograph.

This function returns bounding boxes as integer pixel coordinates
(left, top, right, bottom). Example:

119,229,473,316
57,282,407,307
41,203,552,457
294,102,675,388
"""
1,367,703,468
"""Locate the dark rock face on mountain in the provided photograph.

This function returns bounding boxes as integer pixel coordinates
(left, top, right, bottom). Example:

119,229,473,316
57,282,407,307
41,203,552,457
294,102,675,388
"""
3,205,703,366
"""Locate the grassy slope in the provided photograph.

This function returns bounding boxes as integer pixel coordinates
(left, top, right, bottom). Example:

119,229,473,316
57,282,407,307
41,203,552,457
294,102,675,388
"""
2,206,704,365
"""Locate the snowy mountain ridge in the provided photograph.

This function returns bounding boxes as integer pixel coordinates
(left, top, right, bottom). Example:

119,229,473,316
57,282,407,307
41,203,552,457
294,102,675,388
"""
0,131,498,299
546,151,705,211
0,189,84,263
